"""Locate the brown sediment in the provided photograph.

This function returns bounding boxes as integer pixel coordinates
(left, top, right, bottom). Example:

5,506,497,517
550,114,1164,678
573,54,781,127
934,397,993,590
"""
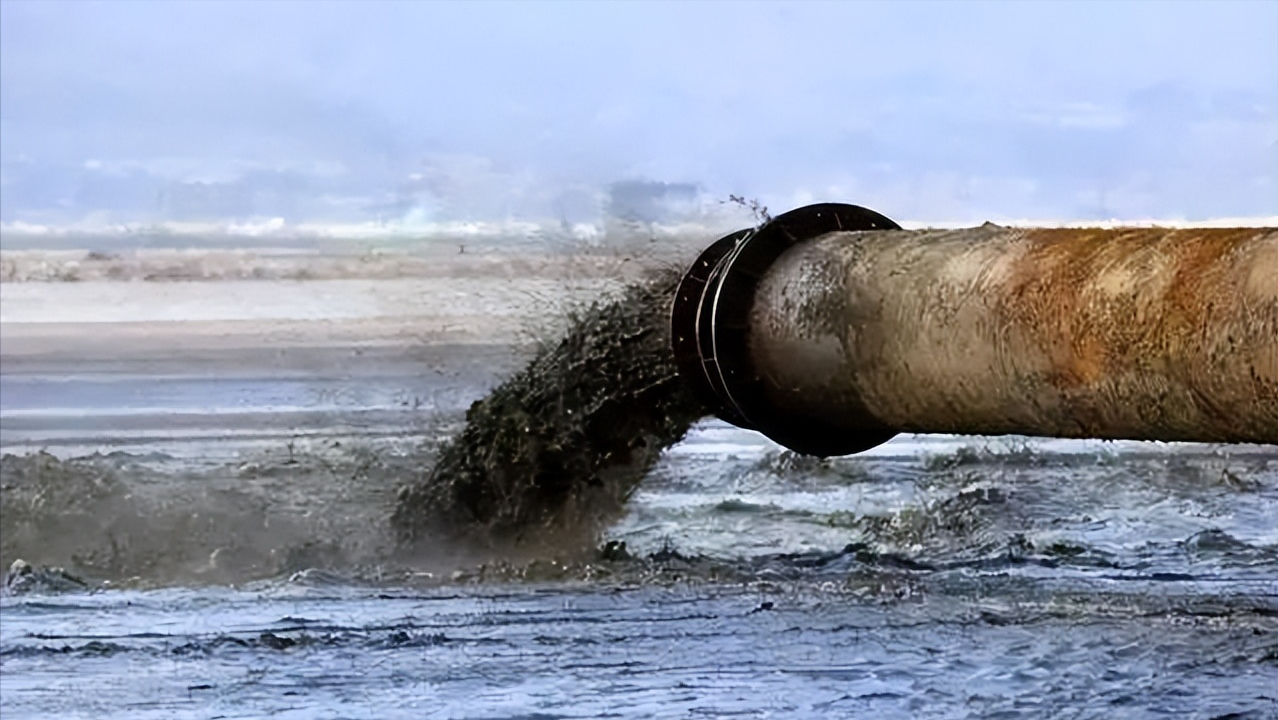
0,446,408,585
391,269,708,548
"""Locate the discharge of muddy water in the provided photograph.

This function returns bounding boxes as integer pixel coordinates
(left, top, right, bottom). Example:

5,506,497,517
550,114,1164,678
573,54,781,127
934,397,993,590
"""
391,269,708,549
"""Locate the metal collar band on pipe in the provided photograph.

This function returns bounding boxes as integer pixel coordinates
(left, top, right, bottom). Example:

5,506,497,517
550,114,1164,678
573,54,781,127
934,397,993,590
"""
671,203,1278,456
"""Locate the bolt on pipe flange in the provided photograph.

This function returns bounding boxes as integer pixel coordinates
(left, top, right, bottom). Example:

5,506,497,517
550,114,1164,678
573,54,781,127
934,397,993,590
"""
671,203,902,456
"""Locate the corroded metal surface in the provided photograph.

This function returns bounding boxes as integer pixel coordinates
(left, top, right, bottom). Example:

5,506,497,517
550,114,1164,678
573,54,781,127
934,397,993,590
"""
745,225,1278,450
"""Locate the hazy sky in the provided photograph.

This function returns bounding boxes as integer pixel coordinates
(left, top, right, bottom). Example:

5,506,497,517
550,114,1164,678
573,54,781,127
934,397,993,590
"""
2,0,1275,225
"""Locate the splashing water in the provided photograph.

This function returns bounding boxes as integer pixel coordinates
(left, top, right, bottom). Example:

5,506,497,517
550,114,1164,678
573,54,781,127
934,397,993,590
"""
391,269,708,549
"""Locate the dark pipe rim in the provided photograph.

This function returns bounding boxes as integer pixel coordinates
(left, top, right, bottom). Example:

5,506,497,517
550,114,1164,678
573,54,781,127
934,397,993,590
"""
671,228,754,429
672,203,902,456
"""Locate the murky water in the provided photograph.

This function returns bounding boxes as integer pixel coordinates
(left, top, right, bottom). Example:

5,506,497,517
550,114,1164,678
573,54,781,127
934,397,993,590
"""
3,327,1277,718
4,579,1275,720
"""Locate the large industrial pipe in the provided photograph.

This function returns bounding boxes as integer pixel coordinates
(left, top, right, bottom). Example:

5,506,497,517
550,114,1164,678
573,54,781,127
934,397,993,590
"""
671,204,1278,456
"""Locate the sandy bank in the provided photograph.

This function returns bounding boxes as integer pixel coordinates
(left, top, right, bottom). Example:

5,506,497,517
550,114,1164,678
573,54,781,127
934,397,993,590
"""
0,243,688,284
1,276,638,375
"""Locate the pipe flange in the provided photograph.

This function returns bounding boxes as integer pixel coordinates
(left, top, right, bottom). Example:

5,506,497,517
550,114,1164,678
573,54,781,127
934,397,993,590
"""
672,203,902,456
671,229,754,429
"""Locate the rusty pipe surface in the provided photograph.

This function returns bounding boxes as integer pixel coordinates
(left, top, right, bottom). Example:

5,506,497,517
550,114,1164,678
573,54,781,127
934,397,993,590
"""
671,204,1278,456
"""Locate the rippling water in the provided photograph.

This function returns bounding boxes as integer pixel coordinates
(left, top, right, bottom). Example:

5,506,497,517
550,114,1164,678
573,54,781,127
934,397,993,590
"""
3,351,1277,719
4,577,1275,720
